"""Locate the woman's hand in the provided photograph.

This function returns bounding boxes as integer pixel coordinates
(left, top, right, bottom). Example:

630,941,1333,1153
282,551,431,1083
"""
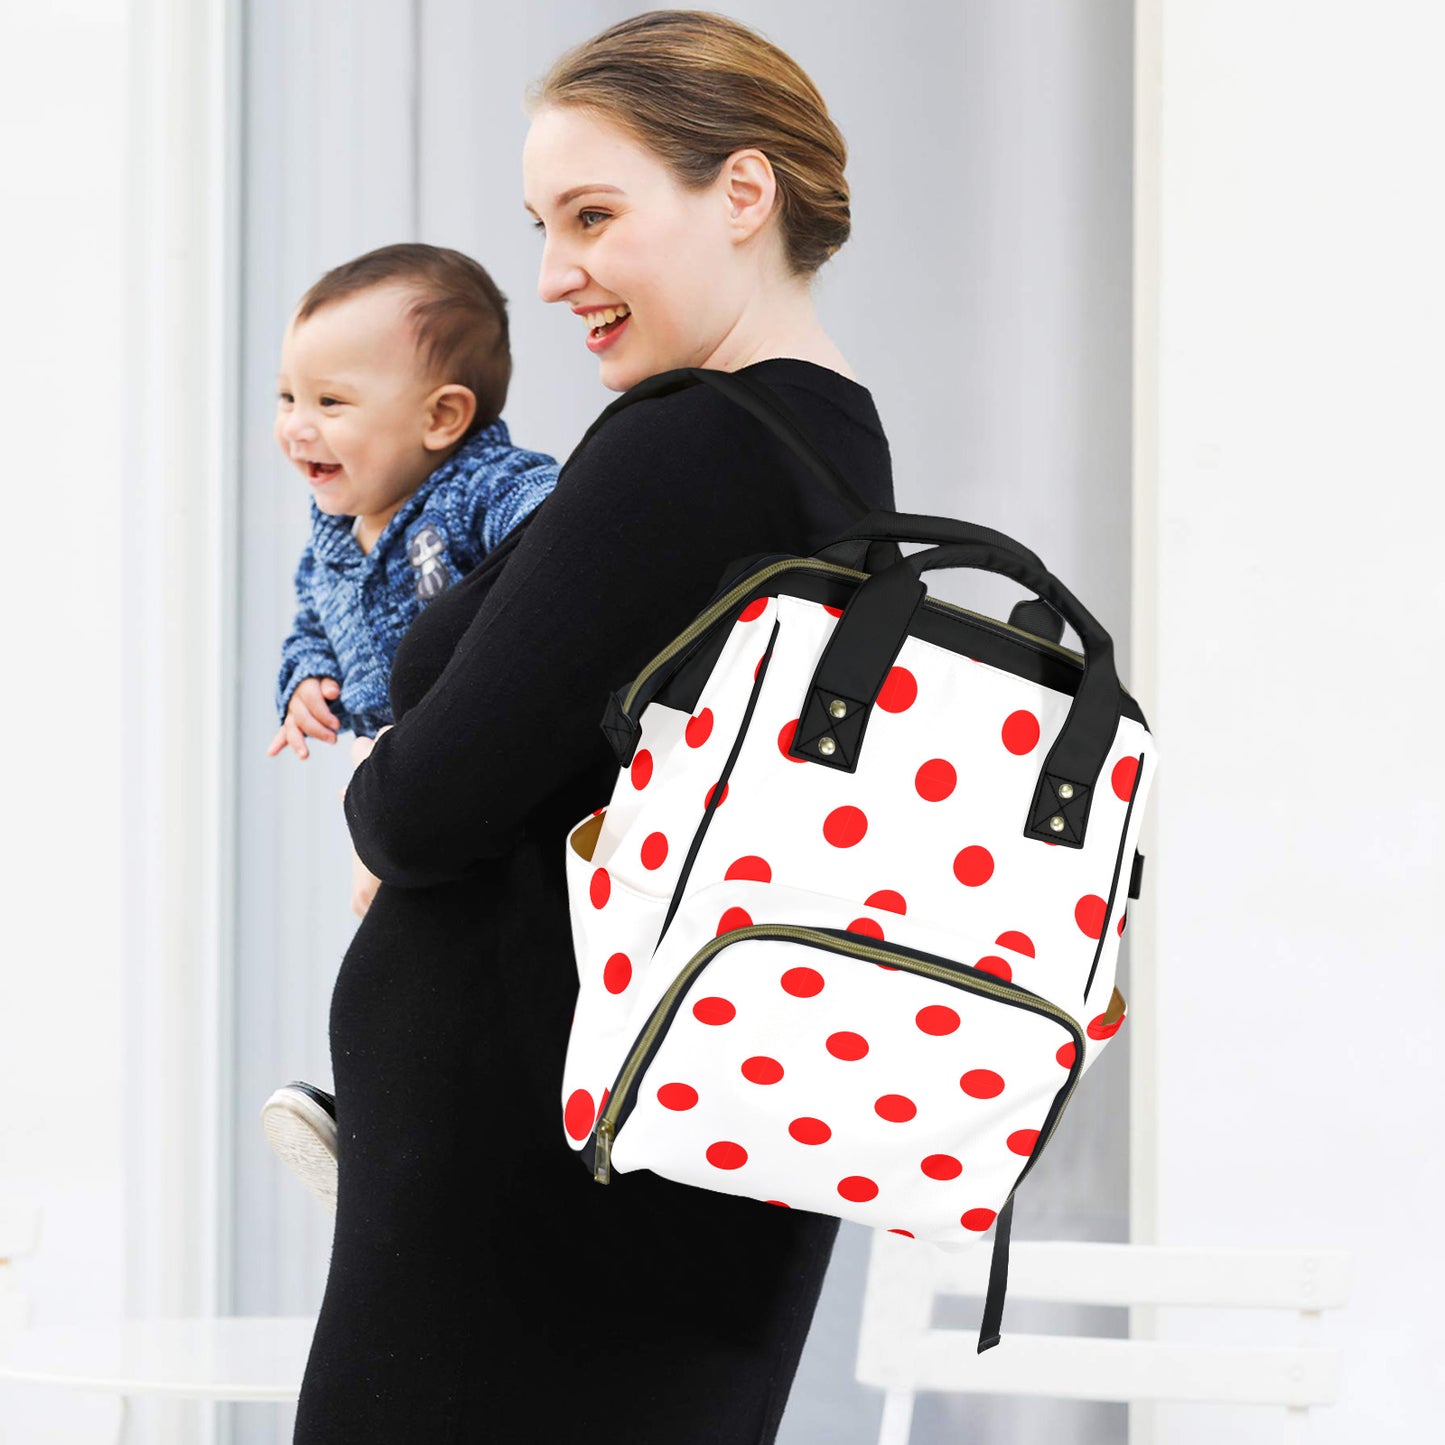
342,725,392,916
350,842,382,919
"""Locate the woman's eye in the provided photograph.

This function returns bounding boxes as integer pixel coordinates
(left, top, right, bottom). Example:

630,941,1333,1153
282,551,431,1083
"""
530,210,608,233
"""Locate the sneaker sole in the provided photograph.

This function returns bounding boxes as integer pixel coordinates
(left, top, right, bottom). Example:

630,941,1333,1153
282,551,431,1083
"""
260,1086,339,1214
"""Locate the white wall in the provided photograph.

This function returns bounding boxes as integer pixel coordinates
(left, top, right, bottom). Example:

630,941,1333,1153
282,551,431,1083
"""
0,2,129,1440
1,2,234,1442
1144,2,1444,1439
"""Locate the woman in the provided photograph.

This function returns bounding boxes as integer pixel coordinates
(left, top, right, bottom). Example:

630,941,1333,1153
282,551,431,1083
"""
292,11,896,1441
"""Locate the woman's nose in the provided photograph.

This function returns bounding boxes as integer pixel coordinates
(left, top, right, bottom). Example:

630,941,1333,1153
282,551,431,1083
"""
536,244,585,306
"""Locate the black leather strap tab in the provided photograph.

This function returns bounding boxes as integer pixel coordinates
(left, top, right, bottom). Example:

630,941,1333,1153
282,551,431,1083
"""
790,686,872,769
1027,771,1094,846
1129,848,1145,899
599,687,642,767
1008,597,1066,645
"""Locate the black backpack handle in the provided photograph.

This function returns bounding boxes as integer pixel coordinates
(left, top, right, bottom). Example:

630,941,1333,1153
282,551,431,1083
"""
813,509,1048,576
790,537,1123,849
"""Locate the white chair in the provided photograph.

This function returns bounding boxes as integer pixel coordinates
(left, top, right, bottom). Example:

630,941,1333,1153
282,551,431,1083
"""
0,1204,311,1439
856,1231,1351,1443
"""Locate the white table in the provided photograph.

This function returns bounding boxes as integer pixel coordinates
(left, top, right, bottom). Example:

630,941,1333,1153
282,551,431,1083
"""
0,1316,314,1402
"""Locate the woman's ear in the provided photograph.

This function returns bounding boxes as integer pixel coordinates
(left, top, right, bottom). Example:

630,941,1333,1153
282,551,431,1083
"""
722,147,777,241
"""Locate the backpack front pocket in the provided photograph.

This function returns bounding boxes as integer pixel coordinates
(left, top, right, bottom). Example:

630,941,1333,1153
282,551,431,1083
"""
582,877,1085,1245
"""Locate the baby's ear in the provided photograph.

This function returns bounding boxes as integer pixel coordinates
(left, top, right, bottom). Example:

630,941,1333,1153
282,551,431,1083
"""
427,383,476,446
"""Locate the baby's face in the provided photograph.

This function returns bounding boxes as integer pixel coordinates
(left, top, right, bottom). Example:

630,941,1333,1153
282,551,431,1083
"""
274,284,450,522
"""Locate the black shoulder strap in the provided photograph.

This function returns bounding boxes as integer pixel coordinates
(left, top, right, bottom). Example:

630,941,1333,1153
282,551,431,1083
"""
556,365,876,521
976,1193,1014,1352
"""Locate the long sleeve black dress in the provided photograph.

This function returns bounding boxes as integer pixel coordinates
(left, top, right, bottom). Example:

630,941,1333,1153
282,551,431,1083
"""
292,357,896,1445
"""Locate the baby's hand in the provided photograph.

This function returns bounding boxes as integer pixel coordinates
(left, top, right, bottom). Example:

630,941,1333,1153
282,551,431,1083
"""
267,676,343,760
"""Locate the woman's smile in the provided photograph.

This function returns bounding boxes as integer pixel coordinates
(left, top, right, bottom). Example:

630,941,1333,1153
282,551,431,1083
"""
585,310,631,353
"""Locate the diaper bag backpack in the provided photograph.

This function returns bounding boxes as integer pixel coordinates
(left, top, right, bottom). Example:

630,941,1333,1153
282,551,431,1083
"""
558,368,1158,1352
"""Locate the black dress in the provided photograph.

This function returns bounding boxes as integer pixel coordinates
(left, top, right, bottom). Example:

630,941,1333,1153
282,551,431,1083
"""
292,358,895,1444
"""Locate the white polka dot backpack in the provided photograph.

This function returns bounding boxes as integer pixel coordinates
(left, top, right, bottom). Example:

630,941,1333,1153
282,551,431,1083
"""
560,368,1157,1352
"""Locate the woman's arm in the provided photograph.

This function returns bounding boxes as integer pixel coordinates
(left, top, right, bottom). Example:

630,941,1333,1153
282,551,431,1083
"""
343,398,795,888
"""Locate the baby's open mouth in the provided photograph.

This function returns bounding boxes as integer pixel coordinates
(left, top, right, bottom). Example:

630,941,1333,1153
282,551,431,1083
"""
307,461,342,481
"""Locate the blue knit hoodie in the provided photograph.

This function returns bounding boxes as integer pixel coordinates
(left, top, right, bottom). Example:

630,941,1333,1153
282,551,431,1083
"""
276,416,558,737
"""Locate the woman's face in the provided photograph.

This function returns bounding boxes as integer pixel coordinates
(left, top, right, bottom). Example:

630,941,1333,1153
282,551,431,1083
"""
522,105,777,391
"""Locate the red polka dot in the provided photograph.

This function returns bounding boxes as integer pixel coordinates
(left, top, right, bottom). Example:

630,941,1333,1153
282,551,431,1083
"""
953,846,994,886
717,906,753,935
782,967,824,998
996,930,1035,956
686,709,714,747
1056,1041,1077,1069
1002,710,1041,755
589,867,610,909
961,1069,1005,1099
876,667,917,712
693,996,736,1025
875,1094,917,1122
1087,1012,1124,1041
739,597,768,622
640,832,669,869
847,916,884,940
630,748,653,789
766,1199,790,1208
741,1055,784,1085
657,1082,698,1110
778,719,806,762
916,1005,960,1036
564,1089,595,1141
827,1031,870,1061
754,655,763,681
1075,895,1108,939
706,1141,747,1170
726,855,772,882
915,758,956,801
823,806,868,847
888,1228,915,1237
823,604,843,618
974,955,1013,981
709,782,732,811
602,953,632,993
838,1175,879,1203
599,1088,609,1115
961,1208,997,1232
789,1117,832,1145
1008,1129,1041,1156
866,889,907,914
1112,755,1139,801
921,1154,962,1180
1117,912,1127,935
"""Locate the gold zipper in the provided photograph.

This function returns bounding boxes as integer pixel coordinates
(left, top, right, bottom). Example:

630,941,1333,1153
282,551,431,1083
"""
592,924,1084,1186
621,558,1083,716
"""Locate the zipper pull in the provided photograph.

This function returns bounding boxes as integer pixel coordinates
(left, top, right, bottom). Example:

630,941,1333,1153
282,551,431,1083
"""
593,1119,613,1184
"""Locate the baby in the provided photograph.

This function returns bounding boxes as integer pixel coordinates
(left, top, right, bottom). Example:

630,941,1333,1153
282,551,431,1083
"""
261,243,558,1210
267,241,558,759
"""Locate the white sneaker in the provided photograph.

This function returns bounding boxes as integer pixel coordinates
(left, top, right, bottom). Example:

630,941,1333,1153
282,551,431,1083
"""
260,1081,338,1214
